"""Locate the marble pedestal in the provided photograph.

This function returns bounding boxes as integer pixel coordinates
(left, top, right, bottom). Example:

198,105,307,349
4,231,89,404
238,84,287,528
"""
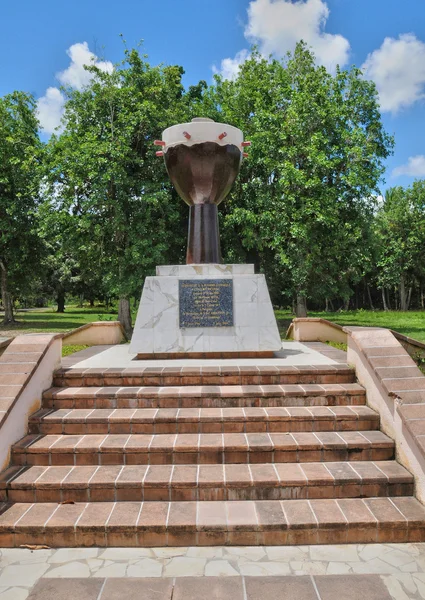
129,264,282,357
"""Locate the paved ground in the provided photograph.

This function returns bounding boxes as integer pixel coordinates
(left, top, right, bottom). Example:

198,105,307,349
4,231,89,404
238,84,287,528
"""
1,544,425,599
63,341,341,369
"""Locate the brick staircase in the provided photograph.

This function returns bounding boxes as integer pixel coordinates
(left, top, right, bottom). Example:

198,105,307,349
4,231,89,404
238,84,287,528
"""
1,362,424,547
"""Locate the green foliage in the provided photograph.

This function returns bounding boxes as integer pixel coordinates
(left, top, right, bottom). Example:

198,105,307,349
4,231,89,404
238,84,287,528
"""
43,47,190,330
375,184,425,310
205,44,394,312
0,92,45,322
4,41,424,328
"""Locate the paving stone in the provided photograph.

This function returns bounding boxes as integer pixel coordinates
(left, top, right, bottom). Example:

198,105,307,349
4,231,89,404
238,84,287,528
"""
173,577,244,600
27,578,103,600
0,563,50,587
349,558,399,575
48,548,99,563
309,545,359,563
245,576,317,600
381,575,411,600
93,563,127,577
98,548,153,561
186,547,224,558
44,562,91,578
163,557,207,577
0,589,29,600
326,562,352,574
101,578,173,600
225,547,266,561
204,560,239,577
380,548,415,568
126,559,163,578
265,546,309,561
290,561,327,575
314,574,392,599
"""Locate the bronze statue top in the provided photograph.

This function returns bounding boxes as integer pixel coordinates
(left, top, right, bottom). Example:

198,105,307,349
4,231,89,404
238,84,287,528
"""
154,118,250,264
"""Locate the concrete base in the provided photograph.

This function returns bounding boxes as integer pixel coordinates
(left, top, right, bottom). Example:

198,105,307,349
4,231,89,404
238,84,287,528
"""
129,264,282,356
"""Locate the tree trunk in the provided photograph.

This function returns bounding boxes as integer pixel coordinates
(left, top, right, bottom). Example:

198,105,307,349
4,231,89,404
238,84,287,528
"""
421,286,424,310
0,259,15,325
325,298,329,312
118,296,132,339
400,275,408,311
386,288,392,310
296,294,307,318
381,288,388,311
77,293,84,308
367,285,374,310
407,286,413,311
90,298,94,307
57,289,65,313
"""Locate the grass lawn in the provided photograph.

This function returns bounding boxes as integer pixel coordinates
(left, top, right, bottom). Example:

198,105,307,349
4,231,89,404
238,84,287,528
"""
1,306,424,344
0,306,118,337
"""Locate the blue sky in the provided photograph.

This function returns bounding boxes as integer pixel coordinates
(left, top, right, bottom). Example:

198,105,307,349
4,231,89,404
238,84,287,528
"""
2,0,425,191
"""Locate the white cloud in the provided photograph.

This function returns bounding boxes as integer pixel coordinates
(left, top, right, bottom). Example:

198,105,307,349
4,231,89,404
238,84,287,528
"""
392,155,425,177
213,49,250,80
37,42,113,134
215,0,350,78
36,87,65,135
362,34,425,113
57,42,113,90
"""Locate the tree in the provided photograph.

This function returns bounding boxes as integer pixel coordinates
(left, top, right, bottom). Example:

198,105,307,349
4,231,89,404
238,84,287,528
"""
45,47,188,335
376,184,425,311
0,92,44,325
207,44,393,315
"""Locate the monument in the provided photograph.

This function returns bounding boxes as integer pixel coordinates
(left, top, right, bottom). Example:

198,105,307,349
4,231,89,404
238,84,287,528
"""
129,118,282,358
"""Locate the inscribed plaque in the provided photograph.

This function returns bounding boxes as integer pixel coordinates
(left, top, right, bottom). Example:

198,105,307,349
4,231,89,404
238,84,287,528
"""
179,279,233,328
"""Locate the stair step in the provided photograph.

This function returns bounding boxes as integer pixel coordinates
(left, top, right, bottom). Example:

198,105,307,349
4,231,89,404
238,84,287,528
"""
0,461,412,504
29,406,378,435
53,364,356,388
42,383,366,409
12,431,394,466
0,496,423,547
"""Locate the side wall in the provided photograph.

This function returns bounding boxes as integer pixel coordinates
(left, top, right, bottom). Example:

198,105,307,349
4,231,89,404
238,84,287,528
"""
287,317,425,503
0,335,62,470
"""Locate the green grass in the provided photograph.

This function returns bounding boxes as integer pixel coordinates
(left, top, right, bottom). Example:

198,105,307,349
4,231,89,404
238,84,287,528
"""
0,306,118,336
325,341,348,352
2,306,424,345
62,344,89,357
275,309,425,343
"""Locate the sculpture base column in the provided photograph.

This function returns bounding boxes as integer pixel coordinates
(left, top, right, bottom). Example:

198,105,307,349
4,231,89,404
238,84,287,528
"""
129,264,282,357
186,204,221,264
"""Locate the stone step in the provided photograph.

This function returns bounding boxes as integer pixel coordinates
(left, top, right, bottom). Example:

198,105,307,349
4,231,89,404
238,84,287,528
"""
42,383,366,409
53,364,356,388
0,461,412,504
0,496,423,547
29,405,379,436
12,431,394,466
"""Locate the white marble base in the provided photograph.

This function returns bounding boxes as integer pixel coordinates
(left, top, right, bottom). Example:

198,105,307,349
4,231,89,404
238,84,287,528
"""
129,264,282,355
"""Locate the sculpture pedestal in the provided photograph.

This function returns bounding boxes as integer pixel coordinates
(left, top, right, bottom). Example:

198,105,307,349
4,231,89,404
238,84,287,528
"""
129,264,282,358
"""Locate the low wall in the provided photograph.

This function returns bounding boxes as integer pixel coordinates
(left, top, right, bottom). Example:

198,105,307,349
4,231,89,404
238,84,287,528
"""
346,327,425,502
0,338,12,358
62,321,125,346
0,334,62,470
287,317,425,503
287,318,347,344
